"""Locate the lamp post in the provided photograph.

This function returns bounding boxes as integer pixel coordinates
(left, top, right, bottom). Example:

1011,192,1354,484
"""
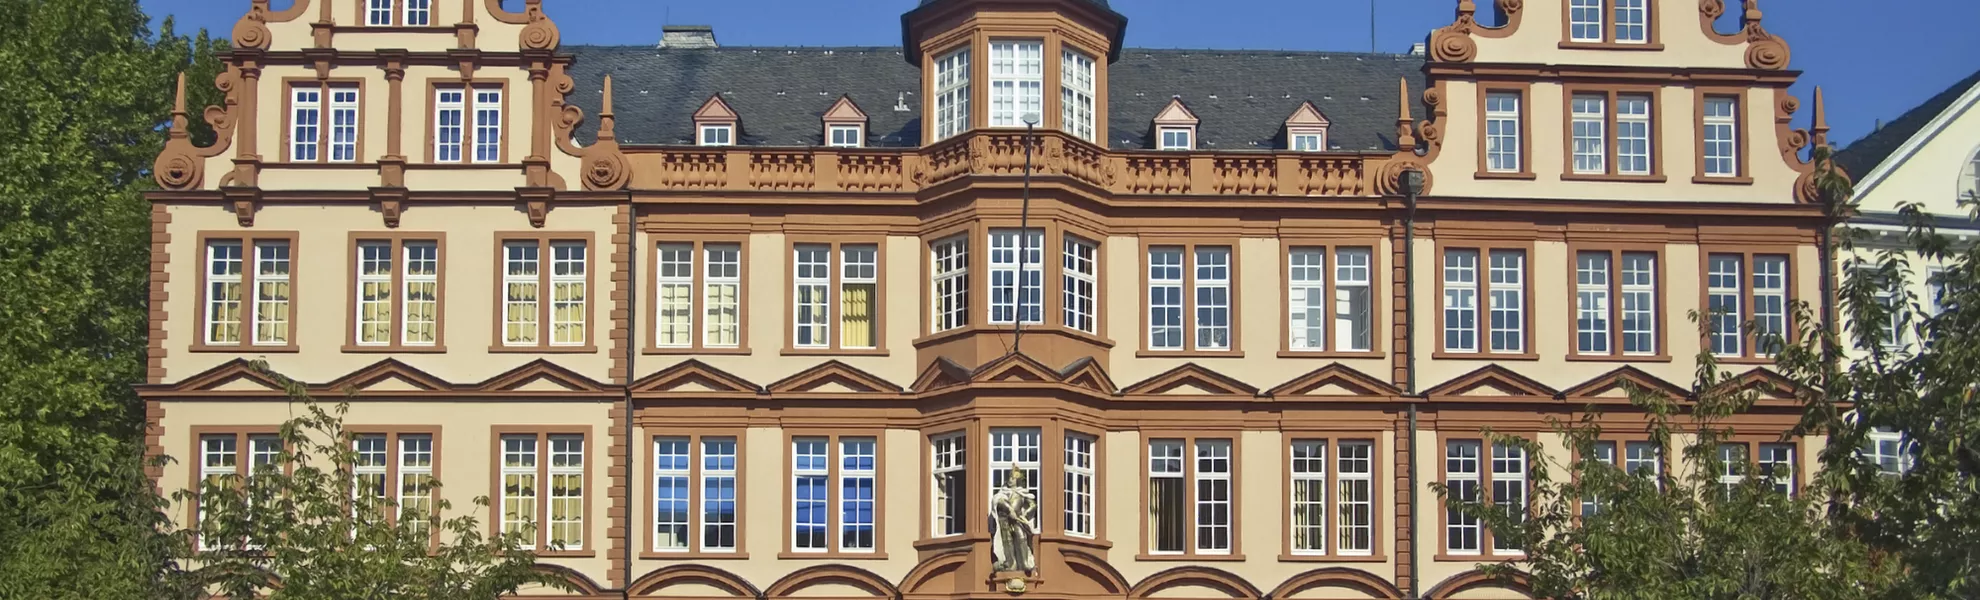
1013,113,1040,355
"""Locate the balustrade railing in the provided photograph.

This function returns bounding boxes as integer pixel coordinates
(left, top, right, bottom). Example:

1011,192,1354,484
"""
633,130,1390,197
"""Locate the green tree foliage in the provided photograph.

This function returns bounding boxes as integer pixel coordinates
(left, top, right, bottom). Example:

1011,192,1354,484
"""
166,363,556,599
0,0,228,595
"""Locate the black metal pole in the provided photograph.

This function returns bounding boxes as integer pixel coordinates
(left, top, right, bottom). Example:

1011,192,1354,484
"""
1014,123,1035,355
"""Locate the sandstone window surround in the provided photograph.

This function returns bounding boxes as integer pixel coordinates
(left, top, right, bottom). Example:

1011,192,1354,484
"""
494,234,594,352
195,232,299,353
345,233,447,352
492,427,593,556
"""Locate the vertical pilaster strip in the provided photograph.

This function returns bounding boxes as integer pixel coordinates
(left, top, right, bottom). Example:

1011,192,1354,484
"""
1394,414,1414,594
606,203,632,588
148,204,172,385
1390,223,1410,388
145,400,167,492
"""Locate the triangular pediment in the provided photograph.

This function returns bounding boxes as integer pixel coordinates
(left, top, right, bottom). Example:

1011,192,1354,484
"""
1424,365,1559,399
1058,357,1119,395
1267,363,1399,398
910,358,973,393
172,359,289,392
630,360,758,394
972,353,1060,384
476,360,607,393
1560,366,1689,402
1121,364,1258,397
1284,101,1331,128
325,359,451,393
768,361,900,394
1153,97,1199,125
822,95,867,123
1725,368,1802,401
694,94,739,122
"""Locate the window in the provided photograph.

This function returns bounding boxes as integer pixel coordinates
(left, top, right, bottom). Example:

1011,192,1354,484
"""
1484,91,1523,173
1146,245,1235,352
988,40,1044,128
1702,96,1740,177
1146,438,1235,555
930,432,967,537
1568,0,1603,41
1575,250,1659,357
1714,441,1796,498
1288,439,1375,556
1860,267,1905,349
930,235,969,333
828,125,862,147
933,48,971,141
1292,132,1325,152
1715,443,1746,499
1062,49,1097,142
1707,252,1791,357
1063,235,1099,334
500,238,588,348
989,229,1044,325
791,242,880,351
194,431,282,550
350,432,435,535
652,435,739,553
1571,94,1606,174
1569,90,1657,177
1445,439,1526,555
791,435,879,553
367,0,392,26
1613,0,1647,43
1861,430,1909,475
1288,246,1376,353
352,238,441,348
1441,247,1527,354
1963,149,1980,200
1159,127,1193,151
699,124,733,146
291,83,359,163
1582,440,1662,516
433,86,502,163
364,0,429,26
989,428,1041,526
498,432,587,551
1616,94,1652,175
1064,434,1097,538
202,237,294,348
653,241,744,351
1757,443,1795,496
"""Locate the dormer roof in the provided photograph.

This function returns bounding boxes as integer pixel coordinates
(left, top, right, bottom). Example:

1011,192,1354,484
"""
1152,97,1199,126
693,93,739,122
1284,101,1331,128
822,95,868,124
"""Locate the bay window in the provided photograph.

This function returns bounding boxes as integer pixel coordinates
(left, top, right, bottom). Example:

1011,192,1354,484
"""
1061,49,1097,142
988,40,1044,127
933,48,971,141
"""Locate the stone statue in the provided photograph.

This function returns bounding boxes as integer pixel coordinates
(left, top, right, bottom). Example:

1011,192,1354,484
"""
990,469,1038,576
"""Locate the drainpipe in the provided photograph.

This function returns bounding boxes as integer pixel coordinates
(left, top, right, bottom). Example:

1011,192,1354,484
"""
1400,168,1424,599
623,204,638,600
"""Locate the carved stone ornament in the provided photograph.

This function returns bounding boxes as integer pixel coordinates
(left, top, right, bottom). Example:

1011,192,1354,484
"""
231,1,273,50
1424,0,1521,63
519,188,554,228
553,72,632,192
225,188,259,227
518,0,560,51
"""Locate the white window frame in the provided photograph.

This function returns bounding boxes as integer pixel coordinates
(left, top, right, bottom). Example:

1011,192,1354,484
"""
546,434,584,550
698,124,734,147
1335,247,1374,352
1288,440,1328,555
1615,94,1652,175
1490,443,1528,553
434,89,464,163
1702,96,1739,177
366,0,393,26
1147,440,1187,554
931,433,968,537
400,241,439,347
1620,253,1657,355
1443,249,1480,353
403,0,431,26
1445,440,1482,554
500,434,540,544
652,438,692,552
328,85,359,162
655,243,695,348
827,124,863,148
839,244,879,350
1613,0,1648,43
702,243,743,348
1148,247,1186,350
1063,433,1096,538
1708,254,1745,356
502,242,541,347
1753,255,1789,356
1337,440,1375,555
931,235,970,333
1487,250,1526,353
1194,439,1233,554
1063,235,1098,334
1758,443,1795,496
699,437,739,552
792,437,830,552
1291,132,1325,152
1716,443,1746,499
1288,248,1327,351
839,437,877,552
204,241,244,345
248,242,290,347
1576,252,1612,355
1159,127,1193,151
396,435,435,533
989,228,1044,325
794,244,832,349
1061,49,1097,142
197,435,239,550
988,428,1042,527
549,242,587,346
1195,247,1232,351
1568,0,1604,42
1571,94,1607,174
1862,430,1909,475
1484,92,1522,172
291,87,322,162
355,241,393,346
988,40,1044,128
933,48,971,141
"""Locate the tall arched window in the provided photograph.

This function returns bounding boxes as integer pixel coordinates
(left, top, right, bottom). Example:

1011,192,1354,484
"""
1961,146,1980,201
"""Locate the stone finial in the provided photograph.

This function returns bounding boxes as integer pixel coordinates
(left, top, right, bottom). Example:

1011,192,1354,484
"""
1395,78,1417,150
1811,86,1830,148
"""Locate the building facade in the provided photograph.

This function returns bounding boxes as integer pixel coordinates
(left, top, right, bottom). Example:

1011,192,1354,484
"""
143,1,1835,598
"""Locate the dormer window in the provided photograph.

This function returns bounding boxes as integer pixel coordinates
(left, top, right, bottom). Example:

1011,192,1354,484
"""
933,48,971,141
822,95,868,148
1283,102,1331,153
1159,128,1193,151
692,94,741,147
365,0,431,27
699,125,734,147
829,125,862,147
988,40,1045,128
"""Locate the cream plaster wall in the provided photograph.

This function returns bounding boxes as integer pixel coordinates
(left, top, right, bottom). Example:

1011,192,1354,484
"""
261,0,531,54
1469,0,1750,69
1427,80,1802,204
630,232,923,390
1852,95,1980,215
160,203,621,385
157,399,616,580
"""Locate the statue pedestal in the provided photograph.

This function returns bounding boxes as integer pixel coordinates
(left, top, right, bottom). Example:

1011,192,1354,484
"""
990,571,1041,595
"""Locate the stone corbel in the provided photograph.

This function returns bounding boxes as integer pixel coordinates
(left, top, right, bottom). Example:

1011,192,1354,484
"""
378,155,406,188
371,187,408,228
223,187,260,227
302,47,336,80
449,48,479,81
518,187,554,228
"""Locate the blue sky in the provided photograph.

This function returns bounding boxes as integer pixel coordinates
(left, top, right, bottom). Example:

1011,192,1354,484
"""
142,0,1978,147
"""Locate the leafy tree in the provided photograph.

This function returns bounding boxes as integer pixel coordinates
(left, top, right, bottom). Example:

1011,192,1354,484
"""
167,362,556,599
0,0,228,596
1432,320,1893,599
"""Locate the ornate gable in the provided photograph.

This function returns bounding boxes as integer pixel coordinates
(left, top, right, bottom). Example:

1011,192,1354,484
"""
910,358,974,393
1560,366,1689,401
630,360,759,395
971,353,1062,384
1723,367,1803,402
767,361,902,394
1266,363,1400,398
1423,365,1559,400
323,359,452,393
1121,364,1259,397
475,359,608,393
1058,357,1119,395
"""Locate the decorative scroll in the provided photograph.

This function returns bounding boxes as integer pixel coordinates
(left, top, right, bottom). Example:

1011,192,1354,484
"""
551,69,630,191
518,0,560,51
1700,0,1793,70
153,67,244,191
1425,0,1522,63
231,1,272,50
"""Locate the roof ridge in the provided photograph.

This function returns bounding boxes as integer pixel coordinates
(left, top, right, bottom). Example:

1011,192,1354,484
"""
562,44,1421,59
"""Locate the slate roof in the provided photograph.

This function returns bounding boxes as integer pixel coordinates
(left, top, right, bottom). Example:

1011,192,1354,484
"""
562,45,1426,152
1835,68,1980,179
